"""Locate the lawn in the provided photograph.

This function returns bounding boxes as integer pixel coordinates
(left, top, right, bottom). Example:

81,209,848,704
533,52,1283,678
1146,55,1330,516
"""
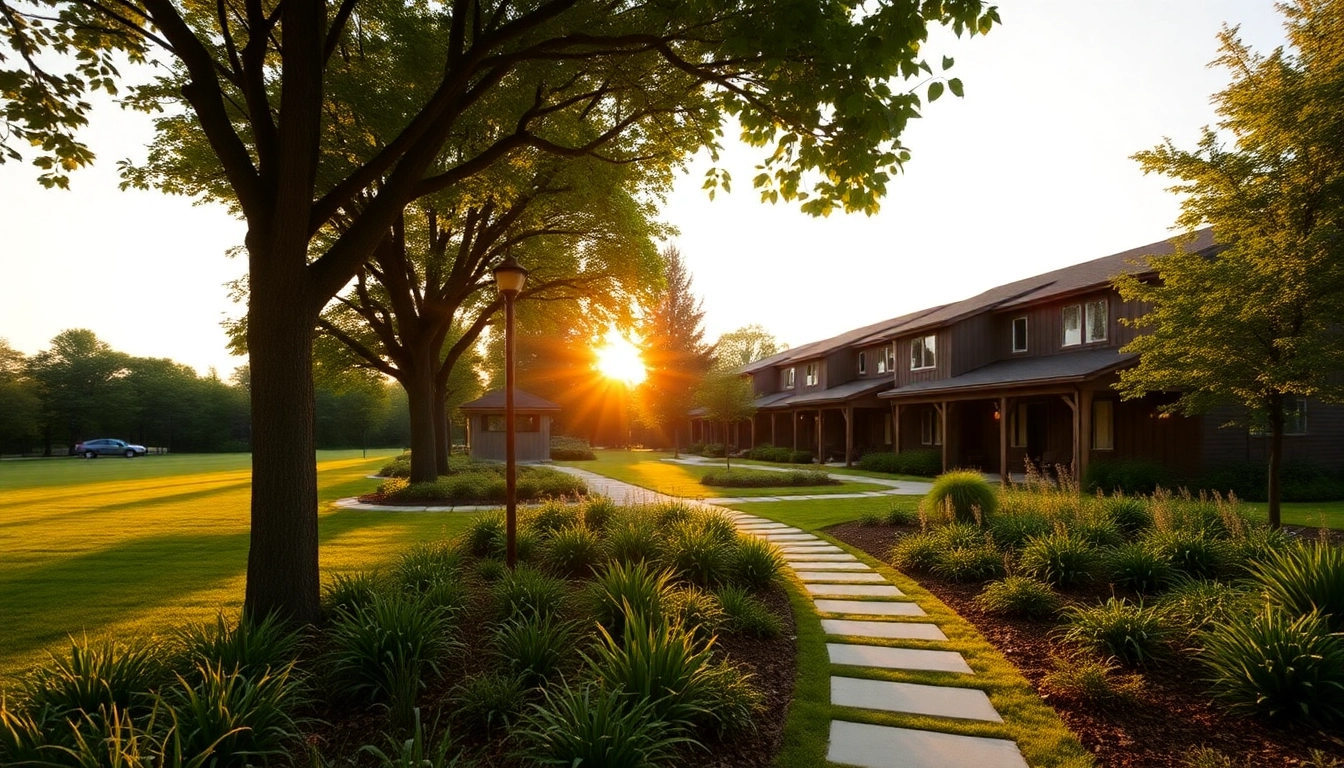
555,449,891,498
1240,499,1344,530
0,450,476,681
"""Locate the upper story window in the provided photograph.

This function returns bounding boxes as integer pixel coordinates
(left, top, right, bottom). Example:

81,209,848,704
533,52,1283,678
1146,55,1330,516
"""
910,335,936,371
1062,305,1082,346
804,362,819,386
1012,317,1028,353
784,367,796,388
1064,300,1108,347
858,352,867,375
1250,396,1308,436
1086,300,1108,343
876,346,889,374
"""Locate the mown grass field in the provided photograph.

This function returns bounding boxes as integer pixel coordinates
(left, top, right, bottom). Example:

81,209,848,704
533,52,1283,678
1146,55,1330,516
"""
555,449,890,497
0,450,476,681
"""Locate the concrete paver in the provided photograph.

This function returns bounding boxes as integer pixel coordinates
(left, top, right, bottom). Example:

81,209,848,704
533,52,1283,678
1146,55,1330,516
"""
814,599,928,617
785,561,871,571
821,619,947,641
783,553,859,562
805,583,904,598
830,677,1001,722
827,721,1027,768
795,571,888,583
827,643,973,674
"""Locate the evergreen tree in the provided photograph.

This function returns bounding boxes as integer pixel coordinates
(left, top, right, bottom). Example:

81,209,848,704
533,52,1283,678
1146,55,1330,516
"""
637,246,714,454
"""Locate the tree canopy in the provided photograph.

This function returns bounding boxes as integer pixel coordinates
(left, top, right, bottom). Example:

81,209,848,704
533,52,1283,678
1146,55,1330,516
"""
636,245,714,453
1116,0,1344,527
694,371,757,469
713,324,786,371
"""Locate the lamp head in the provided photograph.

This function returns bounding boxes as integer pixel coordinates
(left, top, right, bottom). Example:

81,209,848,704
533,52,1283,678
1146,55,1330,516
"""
493,253,529,297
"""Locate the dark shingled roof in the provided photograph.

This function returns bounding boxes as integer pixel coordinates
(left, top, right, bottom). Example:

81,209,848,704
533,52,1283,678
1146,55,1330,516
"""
881,349,1136,398
770,378,894,407
459,389,561,412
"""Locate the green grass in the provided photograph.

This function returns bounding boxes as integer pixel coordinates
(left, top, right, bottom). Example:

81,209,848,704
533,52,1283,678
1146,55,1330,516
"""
733,457,934,483
1239,499,1344,530
553,449,889,498
0,450,476,681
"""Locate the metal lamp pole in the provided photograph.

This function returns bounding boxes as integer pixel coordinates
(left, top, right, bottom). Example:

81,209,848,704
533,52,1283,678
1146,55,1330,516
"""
493,254,528,569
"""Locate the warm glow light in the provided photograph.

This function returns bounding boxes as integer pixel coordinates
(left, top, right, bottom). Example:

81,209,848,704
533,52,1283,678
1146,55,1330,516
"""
594,331,647,386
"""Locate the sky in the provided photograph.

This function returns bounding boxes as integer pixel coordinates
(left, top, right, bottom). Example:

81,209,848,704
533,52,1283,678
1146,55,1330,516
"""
0,1,1291,377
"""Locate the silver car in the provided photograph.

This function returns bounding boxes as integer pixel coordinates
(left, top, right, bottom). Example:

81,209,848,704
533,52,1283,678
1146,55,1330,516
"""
75,439,148,458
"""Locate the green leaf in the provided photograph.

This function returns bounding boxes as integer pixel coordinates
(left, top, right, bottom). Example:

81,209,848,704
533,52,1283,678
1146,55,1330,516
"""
942,56,954,71
948,78,964,98
927,81,944,103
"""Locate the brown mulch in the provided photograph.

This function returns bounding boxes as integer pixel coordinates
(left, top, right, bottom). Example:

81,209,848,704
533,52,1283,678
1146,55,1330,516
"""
826,521,1344,768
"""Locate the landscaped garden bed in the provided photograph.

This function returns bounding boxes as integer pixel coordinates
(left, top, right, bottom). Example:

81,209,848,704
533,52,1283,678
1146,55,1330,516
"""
829,474,1344,768
362,453,587,505
0,498,797,767
700,468,839,488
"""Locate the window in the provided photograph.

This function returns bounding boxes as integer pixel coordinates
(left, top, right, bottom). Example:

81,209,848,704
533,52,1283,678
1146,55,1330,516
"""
1250,397,1308,436
1085,300,1108,343
920,408,943,445
877,345,892,374
1093,400,1114,450
887,346,895,372
1062,305,1081,346
485,414,539,432
1009,404,1028,448
910,335,937,370
1012,317,1028,353
804,362,818,386
876,351,887,374
858,352,867,375
785,367,795,388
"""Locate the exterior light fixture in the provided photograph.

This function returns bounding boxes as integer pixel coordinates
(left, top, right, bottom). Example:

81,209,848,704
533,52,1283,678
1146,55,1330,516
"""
493,252,529,568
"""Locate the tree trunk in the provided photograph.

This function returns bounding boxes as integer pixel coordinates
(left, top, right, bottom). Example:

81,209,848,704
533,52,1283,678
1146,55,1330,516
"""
1267,394,1284,530
433,390,450,475
723,421,731,470
244,262,321,625
403,347,439,483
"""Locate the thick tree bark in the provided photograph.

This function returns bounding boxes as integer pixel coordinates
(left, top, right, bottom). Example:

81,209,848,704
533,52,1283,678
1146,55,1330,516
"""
1267,395,1284,530
433,390,451,474
403,346,439,483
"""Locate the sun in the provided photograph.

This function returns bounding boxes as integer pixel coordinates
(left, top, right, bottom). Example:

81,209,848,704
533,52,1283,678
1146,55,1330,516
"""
594,331,647,386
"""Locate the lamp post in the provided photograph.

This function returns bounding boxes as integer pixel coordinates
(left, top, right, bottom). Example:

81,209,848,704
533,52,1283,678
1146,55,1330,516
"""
493,253,528,569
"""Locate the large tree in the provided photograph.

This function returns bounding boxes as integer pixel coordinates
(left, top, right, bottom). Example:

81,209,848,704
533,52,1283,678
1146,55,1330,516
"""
0,340,41,453
27,329,132,455
713,324,787,371
2,0,1000,622
636,245,714,454
1116,0,1344,528
694,371,757,469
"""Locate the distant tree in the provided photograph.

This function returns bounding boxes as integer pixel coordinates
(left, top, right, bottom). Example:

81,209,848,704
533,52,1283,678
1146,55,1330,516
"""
27,329,132,455
694,372,758,469
0,340,40,453
636,247,715,455
713,325,787,371
1117,1,1344,529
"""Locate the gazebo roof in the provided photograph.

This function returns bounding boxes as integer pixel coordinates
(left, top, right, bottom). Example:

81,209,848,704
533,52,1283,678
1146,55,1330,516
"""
459,389,562,413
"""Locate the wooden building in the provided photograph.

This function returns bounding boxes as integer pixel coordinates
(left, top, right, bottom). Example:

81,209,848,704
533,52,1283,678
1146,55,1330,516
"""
691,229,1344,479
460,389,560,463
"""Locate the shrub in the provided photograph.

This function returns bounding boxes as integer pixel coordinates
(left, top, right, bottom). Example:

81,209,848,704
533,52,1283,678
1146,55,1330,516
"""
924,471,998,524
1248,542,1344,632
393,541,462,595
23,636,164,722
514,682,690,767
542,524,604,577
164,661,305,764
549,435,596,461
492,614,579,686
588,560,673,637
524,500,583,539
988,513,1053,551
974,577,1061,618
492,567,570,622
1083,459,1170,495
731,535,785,590
377,476,410,496
1019,531,1098,589
325,593,457,726
700,443,727,458
380,453,412,478
1099,496,1153,536
884,505,920,526
744,444,813,464
1199,460,1344,502
857,449,942,477
605,519,663,565
662,519,732,586
930,546,1005,583
463,512,506,558
1200,608,1344,723
378,467,587,505
176,612,303,680
1041,652,1145,704
700,468,837,488
323,571,384,617
668,587,726,641
451,672,526,732
889,531,943,573
1158,578,1260,641
716,585,782,639
582,496,619,531
1061,598,1170,665
1144,528,1228,579
1106,543,1175,594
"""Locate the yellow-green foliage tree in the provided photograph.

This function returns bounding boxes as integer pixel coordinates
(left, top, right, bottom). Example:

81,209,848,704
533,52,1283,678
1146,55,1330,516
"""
1116,0,1344,528
694,371,757,469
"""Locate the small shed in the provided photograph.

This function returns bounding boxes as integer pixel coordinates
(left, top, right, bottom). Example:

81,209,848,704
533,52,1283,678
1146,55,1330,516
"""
459,389,561,463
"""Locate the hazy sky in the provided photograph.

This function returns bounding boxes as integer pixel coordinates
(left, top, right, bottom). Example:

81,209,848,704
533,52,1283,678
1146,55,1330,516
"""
0,1,1289,376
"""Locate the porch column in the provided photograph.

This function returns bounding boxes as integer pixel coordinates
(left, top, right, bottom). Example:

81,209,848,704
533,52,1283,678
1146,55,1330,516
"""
1079,388,1093,483
1061,393,1080,476
892,403,901,453
843,406,854,467
817,411,824,464
999,396,1009,485
935,401,948,472
771,413,777,446
792,411,799,450
750,418,756,449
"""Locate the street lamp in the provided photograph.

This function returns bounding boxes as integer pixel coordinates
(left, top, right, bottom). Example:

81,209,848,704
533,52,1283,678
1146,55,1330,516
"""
493,253,528,568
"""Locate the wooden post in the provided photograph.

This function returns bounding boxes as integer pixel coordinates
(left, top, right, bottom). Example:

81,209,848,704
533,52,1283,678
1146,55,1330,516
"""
999,396,1009,485
792,411,799,450
843,406,854,466
892,403,901,453
1061,393,1079,477
1079,388,1093,484
935,402,948,472
816,411,824,464
771,413,777,446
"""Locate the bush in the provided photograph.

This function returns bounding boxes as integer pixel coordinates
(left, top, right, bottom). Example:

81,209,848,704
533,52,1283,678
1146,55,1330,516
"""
857,449,942,477
1061,597,1170,665
380,453,412,478
1200,608,1344,724
588,560,673,637
661,519,732,587
1106,542,1175,594
731,535,785,590
668,586,726,641
542,524,604,577
1041,652,1145,704
924,471,998,524
524,500,582,539
451,672,526,732
491,613,579,686
549,435,596,461
700,468,837,488
1144,528,1228,579
889,531,943,573
514,682,690,767
492,567,570,622
176,612,303,680
164,660,305,764
378,466,586,505
1083,459,1170,495
930,546,1005,583
744,444,813,464
23,636,164,722
700,443,727,458
1157,578,1260,641
323,571,384,617
974,576,1061,618
1019,531,1098,589
716,585,782,639
1248,542,1344,632
1199,460,1344,502
988,513,1053,551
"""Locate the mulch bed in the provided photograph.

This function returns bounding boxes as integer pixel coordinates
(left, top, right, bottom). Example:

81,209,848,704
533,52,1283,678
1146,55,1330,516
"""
826,521,1344,768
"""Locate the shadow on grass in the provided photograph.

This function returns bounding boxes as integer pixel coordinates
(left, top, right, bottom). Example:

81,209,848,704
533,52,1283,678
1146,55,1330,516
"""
0,481,254,532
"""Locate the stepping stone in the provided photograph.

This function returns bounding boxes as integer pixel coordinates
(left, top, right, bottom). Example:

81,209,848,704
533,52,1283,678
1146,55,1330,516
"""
787,561,870,571
821,619,947,641
826,721,1027,768
778,544,842,553
759,533,819,541
827,643,973,674
795,571,888,583
814,600,927,617
737,523,792,531
831,677,1001,722
805,583,903,598
785,553,858,562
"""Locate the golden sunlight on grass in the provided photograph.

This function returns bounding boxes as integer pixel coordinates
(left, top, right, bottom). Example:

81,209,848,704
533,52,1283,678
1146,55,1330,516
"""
594,330,647,386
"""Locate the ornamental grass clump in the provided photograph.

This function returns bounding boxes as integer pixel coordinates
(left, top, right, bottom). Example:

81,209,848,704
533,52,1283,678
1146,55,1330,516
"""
1060,597,1170,665
1248,542,1344,632
524,500,583,539
451,672,527,733
1157,578,1259,642
515,681,690,768
715,585,782,639
1144,528,1229,580
176,611,303,680
393,540,462,595
661,519,733,587
1200,608,1344,724
988,512,1053,551
1041,652,1145,704
889,530,943,573
1106,542,1175,595
668,586,726,642
163,660,306,763
491,613,580,686
492,567,570,622
606,519,664,565
541,524,605,577
923,470,998,524
731,535,785,590
22,636,165,723
700,468,837,488
974,576,1061,618
1019,530,1099,589
322,571,383,617
930,546,1005,583
588,560,673,637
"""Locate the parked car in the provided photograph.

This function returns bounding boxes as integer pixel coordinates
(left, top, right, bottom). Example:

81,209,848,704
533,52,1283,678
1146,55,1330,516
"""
75,439,148,458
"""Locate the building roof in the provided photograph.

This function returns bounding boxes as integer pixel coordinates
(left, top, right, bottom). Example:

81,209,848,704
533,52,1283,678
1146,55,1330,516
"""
773,378,894,408
880,348,1136,399
740,304,950,373
459,389,562,412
